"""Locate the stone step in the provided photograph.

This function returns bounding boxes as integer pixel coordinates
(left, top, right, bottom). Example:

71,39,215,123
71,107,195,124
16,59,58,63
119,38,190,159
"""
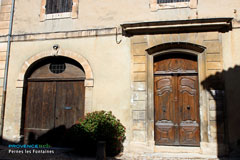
117,152,223,160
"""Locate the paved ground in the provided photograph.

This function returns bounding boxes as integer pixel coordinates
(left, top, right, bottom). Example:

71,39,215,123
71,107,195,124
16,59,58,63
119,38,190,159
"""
0,145,239,160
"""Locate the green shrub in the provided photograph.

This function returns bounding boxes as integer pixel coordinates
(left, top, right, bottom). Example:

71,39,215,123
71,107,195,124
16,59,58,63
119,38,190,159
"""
68,111,126,156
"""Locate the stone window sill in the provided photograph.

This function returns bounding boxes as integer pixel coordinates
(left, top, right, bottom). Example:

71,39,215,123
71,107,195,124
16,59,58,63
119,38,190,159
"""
150,0,197,11
45,12,72,20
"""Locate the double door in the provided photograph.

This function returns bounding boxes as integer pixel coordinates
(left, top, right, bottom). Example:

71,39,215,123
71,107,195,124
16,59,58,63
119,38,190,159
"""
24,80,85,144
154,74,200,146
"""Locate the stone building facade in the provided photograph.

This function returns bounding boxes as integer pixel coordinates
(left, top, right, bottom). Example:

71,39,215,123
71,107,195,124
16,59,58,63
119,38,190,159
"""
0,0,240,158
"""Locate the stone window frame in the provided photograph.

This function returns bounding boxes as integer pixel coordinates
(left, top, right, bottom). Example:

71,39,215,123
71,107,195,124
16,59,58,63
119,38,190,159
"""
40,0,79,21
149,0,197,11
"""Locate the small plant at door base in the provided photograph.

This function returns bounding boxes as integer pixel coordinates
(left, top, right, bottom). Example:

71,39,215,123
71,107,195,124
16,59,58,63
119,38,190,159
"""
68,111,126,156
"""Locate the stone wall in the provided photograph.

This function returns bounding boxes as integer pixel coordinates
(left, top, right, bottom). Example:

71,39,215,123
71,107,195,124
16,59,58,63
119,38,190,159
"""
0,0,12,131
129,32,226,155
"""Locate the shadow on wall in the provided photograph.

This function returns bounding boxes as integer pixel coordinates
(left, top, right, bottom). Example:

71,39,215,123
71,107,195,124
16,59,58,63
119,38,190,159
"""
201,65,240,158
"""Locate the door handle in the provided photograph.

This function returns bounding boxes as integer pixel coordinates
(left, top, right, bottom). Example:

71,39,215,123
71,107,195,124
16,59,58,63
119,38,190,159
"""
64,106,72,110
187,105,191,110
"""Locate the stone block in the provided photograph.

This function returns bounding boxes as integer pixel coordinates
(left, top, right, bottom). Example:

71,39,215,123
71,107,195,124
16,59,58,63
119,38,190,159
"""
132,121,145,130
204,41,221,53
133,72,146,82
132,82,146,91
132,111,145,120
133,64,146,72
16,80,24,88
131,36,147,44
0,70,4,78
132,43,147,56
131,101,146,110
210,121,217,133
1,0,12,5
0,29,8,35
84,79,94,87
206,62,223,70
178,33,189,42
209,99,216,111
206,69,222,77
209,111,216,121
0,61,5,69
0,5,11,13
0,13,10,21
0,21,9,29
0,52,6,61
0,43,7,52
205,32,219,41
206,53,221,62
210,132,217,142
190,0,197,8
133,91,146,101
132,130,146,142
133,56,146,64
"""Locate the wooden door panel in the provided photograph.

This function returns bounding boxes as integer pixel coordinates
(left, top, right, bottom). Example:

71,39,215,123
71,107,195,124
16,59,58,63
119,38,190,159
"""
55,81,85,128
178,76,200,146
154,76,176,145
155,120,175,145
179,121,200,145
24,81,56,143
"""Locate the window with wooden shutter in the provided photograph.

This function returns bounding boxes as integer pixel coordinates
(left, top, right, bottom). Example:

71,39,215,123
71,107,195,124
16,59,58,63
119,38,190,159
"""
46,0,73,14
40,0,78,21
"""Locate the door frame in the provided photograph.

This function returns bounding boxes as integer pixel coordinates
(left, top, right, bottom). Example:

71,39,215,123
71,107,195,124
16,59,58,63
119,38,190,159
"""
146,49,207,148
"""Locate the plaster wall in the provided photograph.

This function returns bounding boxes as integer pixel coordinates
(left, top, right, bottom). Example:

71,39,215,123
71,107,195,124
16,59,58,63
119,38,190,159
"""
10,0,240,34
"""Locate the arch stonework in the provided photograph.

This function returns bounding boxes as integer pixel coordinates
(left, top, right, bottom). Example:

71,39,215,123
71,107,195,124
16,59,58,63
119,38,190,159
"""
16,49,94,114
3,49,94,142
16,49,94,87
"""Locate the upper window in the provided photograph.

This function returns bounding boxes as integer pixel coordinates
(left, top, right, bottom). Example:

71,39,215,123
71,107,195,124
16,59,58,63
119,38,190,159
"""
40,0,79,21
46,0,72,14
150,0,197,11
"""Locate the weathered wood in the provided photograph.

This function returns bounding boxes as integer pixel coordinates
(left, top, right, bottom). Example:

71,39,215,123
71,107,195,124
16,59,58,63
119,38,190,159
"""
24,81,56,144
24,58,85,144
154,54,200,146
55,81,85,128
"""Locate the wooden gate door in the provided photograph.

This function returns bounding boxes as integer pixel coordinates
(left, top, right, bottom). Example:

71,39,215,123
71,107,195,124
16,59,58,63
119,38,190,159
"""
154,54,200,146
55,81,85,128
23,58,85,144
24,80,85,144
24,81,56,144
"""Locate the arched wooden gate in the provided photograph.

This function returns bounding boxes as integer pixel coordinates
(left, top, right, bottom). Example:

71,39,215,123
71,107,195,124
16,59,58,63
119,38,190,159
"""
23,56,85,145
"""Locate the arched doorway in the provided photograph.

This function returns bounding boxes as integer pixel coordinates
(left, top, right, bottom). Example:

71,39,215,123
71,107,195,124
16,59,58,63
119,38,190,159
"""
22,56,85,145
154,53,200,146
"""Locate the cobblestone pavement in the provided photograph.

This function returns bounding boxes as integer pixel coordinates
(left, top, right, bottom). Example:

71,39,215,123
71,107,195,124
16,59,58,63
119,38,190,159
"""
0,145,239,160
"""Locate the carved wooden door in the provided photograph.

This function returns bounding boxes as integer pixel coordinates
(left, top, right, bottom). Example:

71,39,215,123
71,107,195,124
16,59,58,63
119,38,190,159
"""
154,54,200,146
